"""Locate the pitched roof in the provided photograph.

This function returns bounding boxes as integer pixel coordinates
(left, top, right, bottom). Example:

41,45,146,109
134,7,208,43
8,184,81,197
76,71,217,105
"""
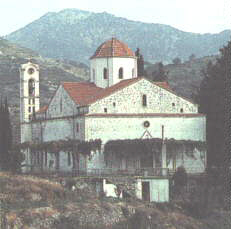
62,82,103,106
155,81,171,91
82,78,141,105
90,38,135,59
36,105,48,114
62,78,196,107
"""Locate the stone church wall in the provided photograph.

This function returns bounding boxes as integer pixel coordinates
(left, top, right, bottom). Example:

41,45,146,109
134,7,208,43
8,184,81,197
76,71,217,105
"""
89,78,198,114
46,85,78,119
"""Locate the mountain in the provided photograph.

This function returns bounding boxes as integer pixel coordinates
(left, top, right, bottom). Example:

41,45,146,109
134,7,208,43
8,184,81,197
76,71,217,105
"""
0,38,89,143
0,37,218,143
5,9,231,64
145,55,218,99
0,37,89,106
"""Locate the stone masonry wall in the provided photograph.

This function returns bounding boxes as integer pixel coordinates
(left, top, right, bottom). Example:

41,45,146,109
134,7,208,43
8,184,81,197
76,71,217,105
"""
89,78,198,114
46,85,78,119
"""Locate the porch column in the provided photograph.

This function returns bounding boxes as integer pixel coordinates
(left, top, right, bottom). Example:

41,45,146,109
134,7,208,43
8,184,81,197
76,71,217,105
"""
161,142,167,168
161,125,167,175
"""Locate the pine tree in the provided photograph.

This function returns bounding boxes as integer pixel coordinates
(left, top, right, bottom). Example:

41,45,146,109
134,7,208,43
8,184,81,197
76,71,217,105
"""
135,48,145,77
197,40,231,209
0,98,12,170
152,62,168,82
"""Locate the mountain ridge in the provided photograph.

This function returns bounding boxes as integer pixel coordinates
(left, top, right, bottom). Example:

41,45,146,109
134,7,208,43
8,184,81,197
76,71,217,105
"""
5,9,230,64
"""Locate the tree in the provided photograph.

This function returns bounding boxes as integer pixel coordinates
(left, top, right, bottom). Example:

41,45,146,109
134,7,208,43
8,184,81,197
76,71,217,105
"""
0,98,24,172
152,62,168,82
197,40,231,209
135,48,145,77
189,54,196,62
173,166,187,186
0,98,12,170
172,57,181,65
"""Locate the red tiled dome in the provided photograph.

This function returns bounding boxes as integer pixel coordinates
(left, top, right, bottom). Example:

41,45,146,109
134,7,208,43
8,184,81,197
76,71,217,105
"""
90,38,135,59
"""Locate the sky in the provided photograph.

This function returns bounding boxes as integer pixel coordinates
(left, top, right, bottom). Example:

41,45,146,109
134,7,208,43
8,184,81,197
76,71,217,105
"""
0,0,230,36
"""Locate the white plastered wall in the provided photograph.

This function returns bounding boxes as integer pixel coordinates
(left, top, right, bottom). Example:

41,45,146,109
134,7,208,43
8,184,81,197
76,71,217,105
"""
30,116,85,171
90,57,137,88
136,178,169,202
85,115,206,172
20,62,40,123
85,116,206,143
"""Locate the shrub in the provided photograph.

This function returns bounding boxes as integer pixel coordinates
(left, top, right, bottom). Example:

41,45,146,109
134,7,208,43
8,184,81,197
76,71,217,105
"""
173,166,188,187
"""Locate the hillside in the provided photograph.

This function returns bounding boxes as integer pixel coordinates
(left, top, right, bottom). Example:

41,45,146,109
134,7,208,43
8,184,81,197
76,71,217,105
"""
0,38,89,143
0,37,218,106
0,38,89,106
145,55,218,99
5,9,231,64
0,38,219,143
0,172,230,229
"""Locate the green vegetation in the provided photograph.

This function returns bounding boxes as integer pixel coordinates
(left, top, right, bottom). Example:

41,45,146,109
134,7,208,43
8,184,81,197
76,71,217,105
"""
5,9,230,64
0,173,229,228
0,98,24,172
152,62,168,82
197,40,231,210
14,139,101,156
104,138,206,158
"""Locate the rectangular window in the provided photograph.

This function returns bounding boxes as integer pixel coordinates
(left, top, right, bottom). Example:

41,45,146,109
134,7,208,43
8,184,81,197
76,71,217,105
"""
142,94,147,107
33,98,35,104
33,107,35,113
28,107,31,113
103,68,108,79
29,99,31,105
104,108,107,113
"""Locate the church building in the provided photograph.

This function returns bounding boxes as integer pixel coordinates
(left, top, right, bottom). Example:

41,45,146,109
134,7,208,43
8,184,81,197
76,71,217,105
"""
20,38,206,175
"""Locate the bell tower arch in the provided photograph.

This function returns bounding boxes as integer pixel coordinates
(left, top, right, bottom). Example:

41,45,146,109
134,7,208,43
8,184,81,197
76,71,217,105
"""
20,61,40,123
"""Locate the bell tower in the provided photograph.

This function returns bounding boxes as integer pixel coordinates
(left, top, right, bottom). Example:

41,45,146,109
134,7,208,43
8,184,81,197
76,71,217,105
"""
20,61,40,123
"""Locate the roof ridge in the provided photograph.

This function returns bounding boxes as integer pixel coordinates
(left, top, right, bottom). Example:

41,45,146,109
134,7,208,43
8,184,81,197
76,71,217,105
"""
83,78,141,105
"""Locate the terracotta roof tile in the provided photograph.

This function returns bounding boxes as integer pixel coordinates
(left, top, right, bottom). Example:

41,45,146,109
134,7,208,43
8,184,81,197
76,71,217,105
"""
36,105,48,114
62,78,196,107
154,81,171,90
82,78,141,105
90,38,135,59
62,82,103,106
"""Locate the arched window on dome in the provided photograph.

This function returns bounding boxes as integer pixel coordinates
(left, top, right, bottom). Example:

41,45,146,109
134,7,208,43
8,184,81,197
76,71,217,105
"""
28,78,35,96
118,67,123,79
103,68,108,79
